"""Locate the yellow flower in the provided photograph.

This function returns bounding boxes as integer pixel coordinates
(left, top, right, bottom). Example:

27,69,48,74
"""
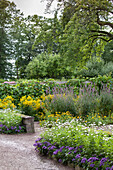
92,117,94,119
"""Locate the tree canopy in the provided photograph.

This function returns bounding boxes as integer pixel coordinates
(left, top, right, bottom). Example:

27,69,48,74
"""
1,0,113,79
44,0,113,66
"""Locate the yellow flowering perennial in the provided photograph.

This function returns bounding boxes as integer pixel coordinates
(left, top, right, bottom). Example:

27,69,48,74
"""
19,96,42,110
0,96,16,109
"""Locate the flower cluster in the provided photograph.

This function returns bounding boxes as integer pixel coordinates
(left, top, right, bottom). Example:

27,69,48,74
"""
0,123,25,134
33,138,113,169
39,111,75,127
0,109,25,134
0,96,16,110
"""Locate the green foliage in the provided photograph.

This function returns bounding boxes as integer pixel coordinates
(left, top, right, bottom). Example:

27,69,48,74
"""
0,81,48,106
33,12,63,54
34,121,113,169
45,93,77,116
0,79,5,83
0,109,22,128
76,57,113,78
98,92,113,115
101,62,113,77
102,40,113,63
76,93,98,117
25,53,73,79
77,57,105,78
0,109,25,134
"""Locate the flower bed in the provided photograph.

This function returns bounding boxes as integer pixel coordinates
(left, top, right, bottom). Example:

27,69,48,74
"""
34,120,113,170
0,109,25,134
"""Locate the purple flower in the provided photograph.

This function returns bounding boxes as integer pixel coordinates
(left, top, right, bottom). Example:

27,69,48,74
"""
81,158,87,163
88,157,99,163
106,167,110,170
79,145,83,149
48,146,56,150
37,143,42,147
53,149,59,155
75,154,81,159
72,158,75,161
65,146,69,149
33,143,38,146
42,146,47,149
75,146,79,150
11,126,14,130
58,159,62,163
68,152,71,154
74,150,77,153
35,138,43,142
100,157,108,166
90,164,95,167
60,146,65,152
68,147,75,151
110,166,113,170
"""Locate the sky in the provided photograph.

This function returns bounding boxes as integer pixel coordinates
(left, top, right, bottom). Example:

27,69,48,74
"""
9,0,57,17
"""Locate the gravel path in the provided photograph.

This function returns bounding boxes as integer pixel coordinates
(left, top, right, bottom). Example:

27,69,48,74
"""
0,122,74,170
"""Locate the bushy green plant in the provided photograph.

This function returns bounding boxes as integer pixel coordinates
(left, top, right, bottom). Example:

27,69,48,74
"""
98,91,113,115
45,93,77,116
0,109,25,134
75,93,98,117
83,112,113,126
34,121,113,169
77,57,104,78
0,79,5,83
0,109,22,128
25,53,73,79
101,62,113,77
0,81,48,106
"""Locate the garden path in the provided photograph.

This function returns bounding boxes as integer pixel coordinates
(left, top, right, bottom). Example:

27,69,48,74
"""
0,122,74,170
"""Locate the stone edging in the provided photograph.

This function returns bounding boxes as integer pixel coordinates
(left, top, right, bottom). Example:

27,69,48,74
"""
16,113,35,133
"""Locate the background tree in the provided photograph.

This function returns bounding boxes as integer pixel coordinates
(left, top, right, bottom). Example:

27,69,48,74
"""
0,0,13,79
44,0,113,66
33,12,63,54
25,53,73,79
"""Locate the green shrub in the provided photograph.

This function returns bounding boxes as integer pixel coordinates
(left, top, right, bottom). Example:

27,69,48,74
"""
98,91,113,115
34,121,113,169
75,93,98,117
44,93,77,116
0,79,5,83
0,109,25,134
25,53,73,79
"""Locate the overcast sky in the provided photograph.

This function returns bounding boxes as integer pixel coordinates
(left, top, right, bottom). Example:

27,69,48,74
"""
9,0,57,17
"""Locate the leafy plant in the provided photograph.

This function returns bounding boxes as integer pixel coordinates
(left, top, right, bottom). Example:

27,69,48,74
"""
0,96,16,110
0,109,25,134
44,93,77,116
34,121,113,169
98,91,113,115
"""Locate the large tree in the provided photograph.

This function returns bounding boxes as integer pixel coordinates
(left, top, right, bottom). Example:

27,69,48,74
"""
44,0,113,66
0,0,24,79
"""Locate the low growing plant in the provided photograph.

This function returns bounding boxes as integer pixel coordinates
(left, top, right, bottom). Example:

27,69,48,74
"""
44,93,77,116
34,121,113,169
0,109,25,134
